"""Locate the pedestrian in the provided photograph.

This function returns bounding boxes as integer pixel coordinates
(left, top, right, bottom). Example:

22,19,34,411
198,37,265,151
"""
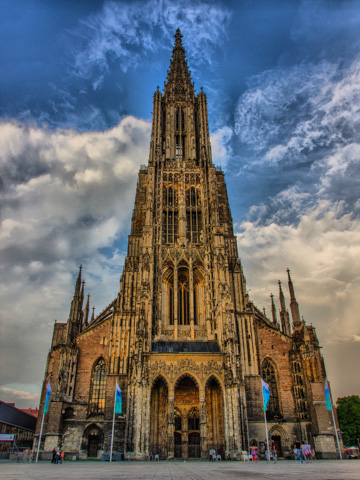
251,445,258,463
54,448,60,464
149,452,153,461
311,447,316,461
272,449,277,463
51,447,56,464
264,441,270,462
294,439,303,463
60,451,65,464
301,442,309,463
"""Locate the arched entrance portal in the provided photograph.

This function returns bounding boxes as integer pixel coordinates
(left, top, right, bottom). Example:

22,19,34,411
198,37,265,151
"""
174,375,200,459
205,376,225,458
81,424,104,458
150,376,169,458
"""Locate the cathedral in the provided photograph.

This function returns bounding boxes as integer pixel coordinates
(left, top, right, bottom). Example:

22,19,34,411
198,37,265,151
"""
35,30,339,460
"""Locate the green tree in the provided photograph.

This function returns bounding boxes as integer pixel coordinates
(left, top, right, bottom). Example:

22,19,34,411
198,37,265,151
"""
336,396,360,447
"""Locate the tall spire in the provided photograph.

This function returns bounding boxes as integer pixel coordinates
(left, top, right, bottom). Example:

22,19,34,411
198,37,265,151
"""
163,29,195,99
278,281,291,336
67,266,85,342
84,294,90,327
74,265,82,297
287,268,301,328
270,293,279,329
69,265,82,321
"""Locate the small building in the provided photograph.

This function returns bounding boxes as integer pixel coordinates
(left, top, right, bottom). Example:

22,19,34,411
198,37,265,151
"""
0,401,37,452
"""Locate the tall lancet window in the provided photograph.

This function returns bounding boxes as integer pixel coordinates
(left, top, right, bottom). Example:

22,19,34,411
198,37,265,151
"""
261,358,281,418
162,174,179,244
186,174,202,244
89,358,107,415
163,265,174,325
178,264,190,325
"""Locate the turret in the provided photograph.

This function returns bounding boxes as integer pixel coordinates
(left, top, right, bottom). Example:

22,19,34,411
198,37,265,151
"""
287,268,301,328
67,265,85,342
278,281,291,336
83,294,90,327
270,293,279,329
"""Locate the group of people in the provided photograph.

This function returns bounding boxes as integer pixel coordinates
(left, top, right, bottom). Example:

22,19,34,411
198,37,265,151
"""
149,452,160,461
17,449,33,463
51,448,65,464
209,448,221,461
250,441,277,463
293,440,315,463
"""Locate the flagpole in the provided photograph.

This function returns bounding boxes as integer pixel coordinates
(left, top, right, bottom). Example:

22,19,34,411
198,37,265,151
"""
35,412,45,463
110,382,117,463
263,409,269,461
325,378,342,460
261,379,270,461
330,404,342,460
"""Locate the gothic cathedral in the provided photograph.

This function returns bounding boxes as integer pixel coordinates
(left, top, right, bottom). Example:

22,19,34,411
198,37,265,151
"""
35,30,339,460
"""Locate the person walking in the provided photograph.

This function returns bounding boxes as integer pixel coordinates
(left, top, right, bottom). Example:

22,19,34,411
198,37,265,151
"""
54,448,60,464
251,445,258,463
51,448,56,464
294,440,303,464
60,451,65,464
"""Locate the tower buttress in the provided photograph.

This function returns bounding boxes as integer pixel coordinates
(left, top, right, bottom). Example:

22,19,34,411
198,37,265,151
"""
287,268,301,328
278,281,291,336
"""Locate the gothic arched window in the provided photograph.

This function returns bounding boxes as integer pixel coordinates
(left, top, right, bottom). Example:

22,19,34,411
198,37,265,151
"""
262,358,280,418
89,358,107,415
178,266,190,325
188,407,200,431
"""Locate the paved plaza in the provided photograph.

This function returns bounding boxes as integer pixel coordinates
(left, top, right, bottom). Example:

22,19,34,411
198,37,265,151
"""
0,460,359,480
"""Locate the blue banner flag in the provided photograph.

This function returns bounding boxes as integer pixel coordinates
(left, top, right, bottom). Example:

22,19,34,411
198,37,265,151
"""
115,381,122,414
262,379,270,412
324,379,332,411
44,381,52,415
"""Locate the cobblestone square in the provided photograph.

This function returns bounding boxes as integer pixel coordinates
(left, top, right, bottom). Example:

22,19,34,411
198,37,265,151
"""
0,460,358,480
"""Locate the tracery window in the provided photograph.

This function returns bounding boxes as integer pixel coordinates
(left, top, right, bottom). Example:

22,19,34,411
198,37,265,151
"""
162,174,179,244
178,266,190,325
261,358,280,418
188,408,200,431
185,175,202,244
89,358,107,415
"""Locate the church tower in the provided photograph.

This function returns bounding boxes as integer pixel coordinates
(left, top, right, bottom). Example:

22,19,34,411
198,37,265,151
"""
35,30,340,462
108,29,252,459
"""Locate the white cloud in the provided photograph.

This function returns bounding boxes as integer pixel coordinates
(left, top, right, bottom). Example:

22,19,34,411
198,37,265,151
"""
236,201,360,399
235,59,360,164
210,126,233,169
0,117,151,400
0,387,40,408
72,0,231,83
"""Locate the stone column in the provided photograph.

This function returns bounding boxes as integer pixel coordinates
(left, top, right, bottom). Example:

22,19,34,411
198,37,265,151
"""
174,268,178,339
200,395,207,459
167,396,174,460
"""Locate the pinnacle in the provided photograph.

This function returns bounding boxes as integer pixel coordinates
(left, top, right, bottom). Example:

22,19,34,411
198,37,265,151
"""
163,30,195,98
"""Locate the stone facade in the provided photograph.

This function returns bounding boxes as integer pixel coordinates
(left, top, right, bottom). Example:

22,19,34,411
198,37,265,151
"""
34,30,340,460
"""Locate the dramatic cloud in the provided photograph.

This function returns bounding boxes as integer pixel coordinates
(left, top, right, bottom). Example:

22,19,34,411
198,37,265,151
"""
232,39,360,400
72,0,231,84
0,117,151,406
236,202,360,400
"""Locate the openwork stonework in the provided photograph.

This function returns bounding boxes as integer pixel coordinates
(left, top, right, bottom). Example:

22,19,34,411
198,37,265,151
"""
35,30,339,460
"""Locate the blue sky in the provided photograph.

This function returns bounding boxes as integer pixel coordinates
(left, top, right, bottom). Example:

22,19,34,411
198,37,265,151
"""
1,0,360,407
